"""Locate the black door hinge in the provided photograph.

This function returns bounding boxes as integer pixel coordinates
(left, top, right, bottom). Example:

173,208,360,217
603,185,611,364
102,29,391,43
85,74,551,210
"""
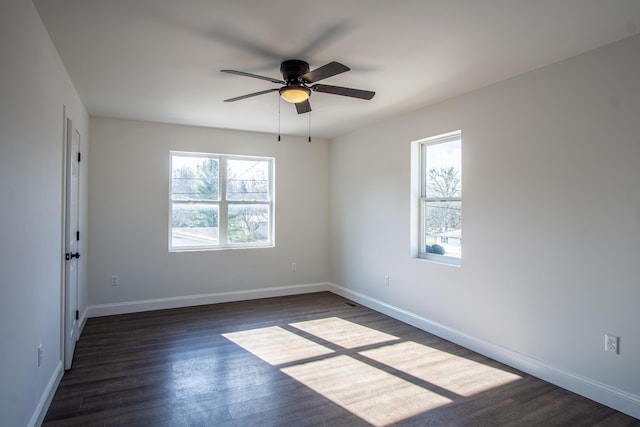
75,310,79,320
77,152,81,162
77,231,80,241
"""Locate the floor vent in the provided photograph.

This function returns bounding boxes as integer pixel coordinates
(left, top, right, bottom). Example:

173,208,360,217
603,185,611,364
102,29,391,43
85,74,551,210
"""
344,301,357,307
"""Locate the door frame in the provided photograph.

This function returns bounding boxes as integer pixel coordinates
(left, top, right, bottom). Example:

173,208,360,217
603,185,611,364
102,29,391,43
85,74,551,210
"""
61,105,81,370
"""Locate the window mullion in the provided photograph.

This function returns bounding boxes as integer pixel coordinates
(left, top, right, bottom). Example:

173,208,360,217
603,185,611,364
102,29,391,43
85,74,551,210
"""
424,197,462,203
170,199,220,205
219,157,228,245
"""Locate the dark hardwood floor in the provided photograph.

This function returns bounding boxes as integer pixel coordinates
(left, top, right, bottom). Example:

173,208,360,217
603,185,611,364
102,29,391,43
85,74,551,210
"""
44,292,639,426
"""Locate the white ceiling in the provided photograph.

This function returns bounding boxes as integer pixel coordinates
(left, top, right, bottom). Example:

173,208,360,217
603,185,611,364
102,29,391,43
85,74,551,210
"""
34,0,640,139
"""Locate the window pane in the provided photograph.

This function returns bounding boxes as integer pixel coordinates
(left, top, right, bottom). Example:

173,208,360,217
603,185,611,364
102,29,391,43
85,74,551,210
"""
228,204,269,243
227,159,270,201
425,140,461,199
171,156,219,201
171,203,219,247
423,201,461,259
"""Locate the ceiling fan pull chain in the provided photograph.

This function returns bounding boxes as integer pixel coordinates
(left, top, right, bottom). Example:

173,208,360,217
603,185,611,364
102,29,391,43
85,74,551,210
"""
308,111,311,143
278,96,281,141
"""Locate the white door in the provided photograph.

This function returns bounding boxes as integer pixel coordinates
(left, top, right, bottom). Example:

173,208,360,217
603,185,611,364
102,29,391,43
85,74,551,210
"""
64,118,81,370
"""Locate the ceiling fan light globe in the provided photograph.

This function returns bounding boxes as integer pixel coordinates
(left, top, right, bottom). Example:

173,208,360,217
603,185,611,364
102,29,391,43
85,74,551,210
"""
280,86,310,104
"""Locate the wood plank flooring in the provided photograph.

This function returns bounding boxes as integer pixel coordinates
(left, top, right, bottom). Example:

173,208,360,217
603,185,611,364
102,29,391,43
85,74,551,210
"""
43,292,639,426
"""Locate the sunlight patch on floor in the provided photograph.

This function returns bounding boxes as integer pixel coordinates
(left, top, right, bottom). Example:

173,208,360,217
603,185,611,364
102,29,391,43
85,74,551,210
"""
360,341,522,397
222,326,334,365
281,355,452,427
290,317,399,349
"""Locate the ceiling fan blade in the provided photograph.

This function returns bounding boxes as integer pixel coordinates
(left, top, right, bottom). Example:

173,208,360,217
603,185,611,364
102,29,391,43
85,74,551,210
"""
224,88,280,102
311,84,375,100
220,69,284,85
300,61,350,83
295,99,312,114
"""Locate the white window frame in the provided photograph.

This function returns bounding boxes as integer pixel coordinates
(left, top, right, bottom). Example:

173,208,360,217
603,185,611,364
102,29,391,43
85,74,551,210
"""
417,131,462,266
169,151,275,252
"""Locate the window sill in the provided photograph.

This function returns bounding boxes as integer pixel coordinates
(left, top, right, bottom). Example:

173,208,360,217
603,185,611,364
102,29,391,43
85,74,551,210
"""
417,254,461,267
169,244,275,253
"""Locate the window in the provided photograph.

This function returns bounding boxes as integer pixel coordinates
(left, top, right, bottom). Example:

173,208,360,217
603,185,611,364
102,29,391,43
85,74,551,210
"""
170,152,274,251
418,131,462,265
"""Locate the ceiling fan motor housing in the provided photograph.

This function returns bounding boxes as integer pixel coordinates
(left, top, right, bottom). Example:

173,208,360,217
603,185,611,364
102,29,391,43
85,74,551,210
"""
280,59,310,83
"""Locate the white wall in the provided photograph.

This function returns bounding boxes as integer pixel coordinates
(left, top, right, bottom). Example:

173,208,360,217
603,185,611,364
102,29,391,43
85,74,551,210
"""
0,0,89,425
4,1,636,422
88,118,330,312
330,34,640,416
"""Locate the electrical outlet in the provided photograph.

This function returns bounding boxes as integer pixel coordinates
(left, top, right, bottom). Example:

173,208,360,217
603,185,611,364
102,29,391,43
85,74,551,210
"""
384,275,390,286
605,334,619,354
291,262,297,272
37,344,43,367
111,275,119,286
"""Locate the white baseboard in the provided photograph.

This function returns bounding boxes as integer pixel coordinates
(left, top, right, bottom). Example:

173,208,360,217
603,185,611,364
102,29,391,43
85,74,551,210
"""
87,282,331,318
328,283,640,420
28,360,63,427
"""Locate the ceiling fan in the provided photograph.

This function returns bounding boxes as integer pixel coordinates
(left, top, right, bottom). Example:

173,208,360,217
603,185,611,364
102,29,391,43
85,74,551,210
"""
221,60,375,114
